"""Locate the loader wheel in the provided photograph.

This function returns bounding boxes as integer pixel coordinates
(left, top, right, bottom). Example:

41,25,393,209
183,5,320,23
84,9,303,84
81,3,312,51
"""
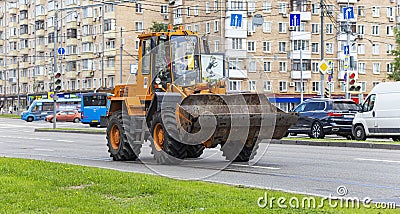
186,144,205,158
106,110,141,161
150,108,186,164
221,141,256,162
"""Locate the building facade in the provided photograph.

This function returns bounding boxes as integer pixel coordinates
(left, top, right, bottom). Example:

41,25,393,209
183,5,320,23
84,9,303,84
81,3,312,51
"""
0,0,397,112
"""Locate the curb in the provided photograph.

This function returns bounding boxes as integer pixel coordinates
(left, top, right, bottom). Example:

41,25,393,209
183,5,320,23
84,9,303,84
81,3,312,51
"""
271,139,400,150
34,129,105,135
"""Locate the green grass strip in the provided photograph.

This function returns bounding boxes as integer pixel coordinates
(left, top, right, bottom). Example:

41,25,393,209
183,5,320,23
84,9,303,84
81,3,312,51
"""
0,158,395,213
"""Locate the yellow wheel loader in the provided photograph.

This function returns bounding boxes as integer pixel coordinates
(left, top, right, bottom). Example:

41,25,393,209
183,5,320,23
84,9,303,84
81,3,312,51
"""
106,29,298,164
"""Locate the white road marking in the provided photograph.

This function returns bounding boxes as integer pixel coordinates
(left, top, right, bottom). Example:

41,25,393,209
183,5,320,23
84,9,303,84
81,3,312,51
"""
231,163,280,170
355,158,400,164
33,148,55,152
0,135,74,143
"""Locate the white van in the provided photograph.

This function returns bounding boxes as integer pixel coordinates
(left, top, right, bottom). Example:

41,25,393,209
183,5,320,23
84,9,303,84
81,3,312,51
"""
352,82,400,141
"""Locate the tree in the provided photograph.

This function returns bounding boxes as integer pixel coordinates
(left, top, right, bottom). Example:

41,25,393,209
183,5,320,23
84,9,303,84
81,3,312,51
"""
149,22,168,32
390,28,400,81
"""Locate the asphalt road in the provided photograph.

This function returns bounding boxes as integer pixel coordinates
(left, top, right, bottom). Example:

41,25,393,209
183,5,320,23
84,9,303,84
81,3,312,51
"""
0,118,399,207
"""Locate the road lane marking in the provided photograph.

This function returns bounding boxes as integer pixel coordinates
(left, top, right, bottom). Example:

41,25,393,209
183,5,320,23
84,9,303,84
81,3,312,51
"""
355,158,400,164
231,163,280,170
33,148,55,152
1,135,74,143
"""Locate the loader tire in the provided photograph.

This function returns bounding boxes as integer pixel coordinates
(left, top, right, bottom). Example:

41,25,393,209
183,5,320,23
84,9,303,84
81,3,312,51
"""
106,110,141,161
221,141,256,162
186,144,205,158
150,108,186,164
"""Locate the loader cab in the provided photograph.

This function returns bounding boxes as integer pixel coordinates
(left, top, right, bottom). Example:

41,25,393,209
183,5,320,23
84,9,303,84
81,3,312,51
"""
138,31,201,95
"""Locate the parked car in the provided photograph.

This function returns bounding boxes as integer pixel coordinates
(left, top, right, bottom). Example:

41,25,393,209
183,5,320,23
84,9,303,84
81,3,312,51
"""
287,98,360,139
45,110,81,123
353,82,400,141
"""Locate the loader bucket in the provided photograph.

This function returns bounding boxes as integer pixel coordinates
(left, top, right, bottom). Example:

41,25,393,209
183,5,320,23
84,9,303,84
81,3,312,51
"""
176,93,298,148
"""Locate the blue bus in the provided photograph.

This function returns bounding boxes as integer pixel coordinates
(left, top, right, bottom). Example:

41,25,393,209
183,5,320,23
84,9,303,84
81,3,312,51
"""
21,98,81,122
81,93,109,127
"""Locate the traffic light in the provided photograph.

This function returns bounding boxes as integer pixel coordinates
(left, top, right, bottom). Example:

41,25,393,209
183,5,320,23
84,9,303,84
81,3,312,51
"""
347,72,361,93
324,87,330,98
54,72,62,92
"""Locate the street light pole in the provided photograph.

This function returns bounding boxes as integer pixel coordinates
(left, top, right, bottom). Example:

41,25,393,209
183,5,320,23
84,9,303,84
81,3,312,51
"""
320,0,325,98
17,58,20,116
345,0,351,99
53,10,58,129
120,27,123,84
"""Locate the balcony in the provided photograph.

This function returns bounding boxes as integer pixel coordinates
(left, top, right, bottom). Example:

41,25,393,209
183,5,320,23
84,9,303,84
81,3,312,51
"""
290,11,311,21
36,15,45,21
20,33,29,39
291,50,311,60
82,17,93,25
337,0,357,3
20,77,29,83
20,48,29,55
65,71,78,79
9,8,18,14
290,31,311,40
9,50,18,57
105,30,117,39
81,35,93,43
82,70,95,78
66,21,77,29
291,70,312,79
104,49,117,56
81,52,94,59
0,40,3,46
19,4,28,10
336,33,356,41
36,45,45,52
104,11,116,19
20,62,30,68
0,80,3,85
104,67,116,76
66,55,79,61
20,19,28,25
36,29,45,36
228,69,247,79
34,75,44,82
66,38,78,46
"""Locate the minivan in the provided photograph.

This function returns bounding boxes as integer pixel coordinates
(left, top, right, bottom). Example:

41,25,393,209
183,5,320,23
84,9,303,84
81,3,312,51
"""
352,82,400,141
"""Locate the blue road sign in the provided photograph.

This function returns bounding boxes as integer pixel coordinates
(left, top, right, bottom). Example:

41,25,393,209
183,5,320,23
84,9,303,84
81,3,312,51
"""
230,14,242,27
344,45,350,55
289,14,300,27
58,47,65,55
343,7,354,19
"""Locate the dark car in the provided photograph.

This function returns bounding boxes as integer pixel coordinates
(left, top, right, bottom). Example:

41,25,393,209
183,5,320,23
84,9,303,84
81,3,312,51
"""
287,98,361,139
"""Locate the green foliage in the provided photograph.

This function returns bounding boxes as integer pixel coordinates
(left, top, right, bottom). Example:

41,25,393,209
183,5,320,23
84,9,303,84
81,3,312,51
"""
149,22,168,32
390,28,400,81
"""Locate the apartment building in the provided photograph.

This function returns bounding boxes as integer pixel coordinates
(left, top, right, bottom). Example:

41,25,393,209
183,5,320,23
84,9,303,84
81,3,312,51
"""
173,0,397,111
0,0,166,108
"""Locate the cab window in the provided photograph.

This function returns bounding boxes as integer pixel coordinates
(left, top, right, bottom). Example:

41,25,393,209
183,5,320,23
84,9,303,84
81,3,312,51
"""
141,39,151,74
362,94,376,112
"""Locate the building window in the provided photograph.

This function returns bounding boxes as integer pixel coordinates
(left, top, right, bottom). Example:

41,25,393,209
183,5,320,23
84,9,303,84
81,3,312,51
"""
387,26,394,36
263,2,272,13
387,6,394,17
229,80,241,91
311,43,319,53
372,6,380,17
194,24,199,32
278,2,287,14
232,38,243,50
312,62,319,73
312,81,320,92
386,44,394,54
135,22,143,32
311,3,319,14
326,24,333,34
214,20,219,32
187,7,191,16
293,40,309,51
214,0,218,11
248,60,257,72
206,22,211,33
263,61,271,72
263,22,271,33
279,62,287,72
358,44,365,54
372,44,380,55
357,5,366,16
206,2,210,13
358,62,366,74
279,81,287,92
194,5,199,16
278,42,286,52
264,81,272,91
248,80,256,91
214,40,219,52
104,19,116,31
161,5,168,14
311,24,319,34
247,41,256,52
373,63,380,74
326,43,334,54
387,63,393,73
295,82,306,92
357,25,365,35
372,25,379,36
278,23,287,33
263,41,271,52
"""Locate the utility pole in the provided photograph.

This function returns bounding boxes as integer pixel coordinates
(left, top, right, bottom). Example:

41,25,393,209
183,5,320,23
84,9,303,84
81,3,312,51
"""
345,0,351,99
320,0,324,98
3,0,7,106
101,2,105,88
119,27,123,84
17,58,20,116
300,49,303,102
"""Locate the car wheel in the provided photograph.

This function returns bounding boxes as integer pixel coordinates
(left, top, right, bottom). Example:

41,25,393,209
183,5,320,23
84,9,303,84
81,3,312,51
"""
353,125,366,141
27,117,34,122
311,122,325,139
345,135,355,140
392,137,400,142
73,118,80,123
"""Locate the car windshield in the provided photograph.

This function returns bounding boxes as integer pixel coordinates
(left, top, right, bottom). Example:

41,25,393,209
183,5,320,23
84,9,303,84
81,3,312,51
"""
332,101,360,111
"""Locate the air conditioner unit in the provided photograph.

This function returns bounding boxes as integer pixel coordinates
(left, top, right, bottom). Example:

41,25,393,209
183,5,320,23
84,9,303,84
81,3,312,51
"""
77,22,81,26
92,35,96,39
8,77,16,83
247,11,253,16
247,31,253,36
164,15,169,20
93,17,97,22
289,26,296,31
282,13,288,18
358,34,364,39
90,71,94,76
389,16,395,22
289,82,295,87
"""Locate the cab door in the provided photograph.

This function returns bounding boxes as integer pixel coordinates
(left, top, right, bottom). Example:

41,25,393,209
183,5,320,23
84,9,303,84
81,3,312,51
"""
360,94,377,135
